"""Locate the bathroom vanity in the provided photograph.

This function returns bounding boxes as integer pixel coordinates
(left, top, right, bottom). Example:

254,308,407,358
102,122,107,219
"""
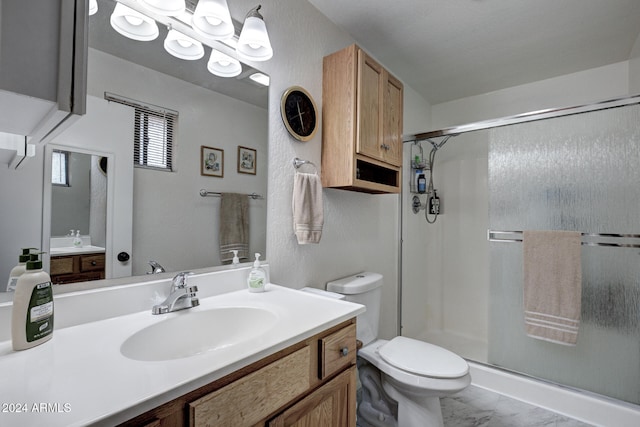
121,320,357,426
0,268,364,427
50,253,106,284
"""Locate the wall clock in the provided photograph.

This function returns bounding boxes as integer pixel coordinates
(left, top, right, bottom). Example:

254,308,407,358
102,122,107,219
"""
281,86,318,142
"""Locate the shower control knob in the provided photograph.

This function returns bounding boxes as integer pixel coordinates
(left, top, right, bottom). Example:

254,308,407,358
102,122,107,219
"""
340,347,349,357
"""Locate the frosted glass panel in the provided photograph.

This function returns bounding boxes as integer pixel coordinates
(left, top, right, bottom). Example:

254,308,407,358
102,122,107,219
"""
488,104,640,404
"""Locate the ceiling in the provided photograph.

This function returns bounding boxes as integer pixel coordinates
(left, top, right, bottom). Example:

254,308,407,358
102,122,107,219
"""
309,0,640,105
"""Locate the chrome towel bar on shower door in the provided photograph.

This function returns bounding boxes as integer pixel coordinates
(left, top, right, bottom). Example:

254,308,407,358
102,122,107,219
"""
488,230,640,249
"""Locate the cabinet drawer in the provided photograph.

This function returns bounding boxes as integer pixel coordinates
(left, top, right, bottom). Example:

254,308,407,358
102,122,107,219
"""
319,323,357,380
189,346,311,426
80,254,105,272
50,256,75,275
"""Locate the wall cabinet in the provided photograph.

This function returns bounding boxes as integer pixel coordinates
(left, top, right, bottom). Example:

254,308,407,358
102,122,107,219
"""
118,319,357,427
50,253,105,284
0,0,87,164
322,44,404,194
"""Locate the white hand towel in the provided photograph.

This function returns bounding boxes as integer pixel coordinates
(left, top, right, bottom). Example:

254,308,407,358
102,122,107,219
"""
523,230,582,346
292,172,323,244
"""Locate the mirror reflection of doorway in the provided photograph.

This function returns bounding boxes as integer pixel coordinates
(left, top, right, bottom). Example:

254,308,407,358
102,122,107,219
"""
49,150,107,284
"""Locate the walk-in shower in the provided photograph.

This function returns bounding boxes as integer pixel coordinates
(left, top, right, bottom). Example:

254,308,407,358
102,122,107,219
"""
401,94,640,409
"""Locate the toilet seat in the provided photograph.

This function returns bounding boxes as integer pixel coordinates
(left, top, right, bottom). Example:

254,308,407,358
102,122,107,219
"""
358,339,471,397
378,336,469,379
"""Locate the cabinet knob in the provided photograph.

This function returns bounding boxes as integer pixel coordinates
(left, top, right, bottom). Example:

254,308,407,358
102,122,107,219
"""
91,261,97,266
340,347,349,357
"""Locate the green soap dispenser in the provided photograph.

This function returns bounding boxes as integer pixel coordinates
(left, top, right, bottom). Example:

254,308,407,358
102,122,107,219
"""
247,253,266,293
11,253,54,351
6,248,34,292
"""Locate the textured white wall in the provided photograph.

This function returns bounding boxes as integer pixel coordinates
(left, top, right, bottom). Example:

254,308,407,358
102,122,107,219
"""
229,0,431,340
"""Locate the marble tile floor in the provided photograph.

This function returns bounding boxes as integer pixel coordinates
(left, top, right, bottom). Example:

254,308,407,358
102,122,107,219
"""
441,385,593,427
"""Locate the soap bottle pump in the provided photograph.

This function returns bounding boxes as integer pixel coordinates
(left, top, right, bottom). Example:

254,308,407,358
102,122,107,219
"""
73,230,82,248
11,252,54,351
6,248,33,292
229,250,240,268
247,253,266,293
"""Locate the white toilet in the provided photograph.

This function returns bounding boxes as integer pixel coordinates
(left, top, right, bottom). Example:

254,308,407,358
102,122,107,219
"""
326,272,471,427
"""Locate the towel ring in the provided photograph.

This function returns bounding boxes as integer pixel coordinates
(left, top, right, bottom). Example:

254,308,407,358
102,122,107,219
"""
293,157,318,173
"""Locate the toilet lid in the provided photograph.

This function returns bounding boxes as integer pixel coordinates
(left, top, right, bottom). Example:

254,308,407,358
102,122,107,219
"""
378,336,469,379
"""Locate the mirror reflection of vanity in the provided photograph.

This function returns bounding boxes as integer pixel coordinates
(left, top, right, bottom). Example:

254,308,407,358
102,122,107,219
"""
0,0,269,300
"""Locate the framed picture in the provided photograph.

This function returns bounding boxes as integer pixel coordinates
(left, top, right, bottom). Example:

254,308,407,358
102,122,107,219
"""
237,146,256,175
201,146,224,177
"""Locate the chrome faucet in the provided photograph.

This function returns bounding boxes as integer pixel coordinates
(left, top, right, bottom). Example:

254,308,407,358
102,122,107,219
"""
152,272,199,314
147,260,166,274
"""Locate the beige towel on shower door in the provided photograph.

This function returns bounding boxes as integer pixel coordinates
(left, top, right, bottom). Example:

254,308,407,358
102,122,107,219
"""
523,230,582,346
292,172,323,244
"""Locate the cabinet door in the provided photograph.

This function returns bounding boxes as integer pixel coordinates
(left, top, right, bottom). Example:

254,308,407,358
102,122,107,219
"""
268,367,356,427
189,346,311,426
356,50,384,162
382,73,403,167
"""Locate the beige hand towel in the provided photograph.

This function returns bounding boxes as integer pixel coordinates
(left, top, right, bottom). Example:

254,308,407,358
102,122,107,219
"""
292,172,323,244
523,230,582,346
219,193,249,263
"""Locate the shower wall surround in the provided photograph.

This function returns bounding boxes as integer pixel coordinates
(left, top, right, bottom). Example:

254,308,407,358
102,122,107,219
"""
488,103,640,404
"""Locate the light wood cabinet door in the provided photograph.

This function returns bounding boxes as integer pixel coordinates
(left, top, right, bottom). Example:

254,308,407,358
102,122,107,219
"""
356,50,403,167
189,346,311,426
382,73,404,167
268,367,356,427
356,50,384,162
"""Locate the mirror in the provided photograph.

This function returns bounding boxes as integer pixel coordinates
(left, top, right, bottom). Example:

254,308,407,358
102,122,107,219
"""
46,149,108,284
50,151,106,244
0,0,268,297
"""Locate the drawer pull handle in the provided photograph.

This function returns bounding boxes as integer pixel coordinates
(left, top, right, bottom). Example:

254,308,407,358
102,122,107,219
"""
340,347,349,357
91,261,97,266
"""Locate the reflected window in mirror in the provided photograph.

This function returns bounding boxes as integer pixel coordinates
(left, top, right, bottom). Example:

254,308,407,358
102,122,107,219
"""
106,92,177,172
52,150,70,186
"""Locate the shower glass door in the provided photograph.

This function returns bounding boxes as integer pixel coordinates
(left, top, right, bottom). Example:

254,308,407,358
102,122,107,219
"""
488,103,640,404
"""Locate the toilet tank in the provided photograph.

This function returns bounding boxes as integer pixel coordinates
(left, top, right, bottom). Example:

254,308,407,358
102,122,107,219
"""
326,272,383,346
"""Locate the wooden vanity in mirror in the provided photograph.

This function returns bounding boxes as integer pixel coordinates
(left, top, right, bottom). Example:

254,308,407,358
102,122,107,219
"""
50,252,105,284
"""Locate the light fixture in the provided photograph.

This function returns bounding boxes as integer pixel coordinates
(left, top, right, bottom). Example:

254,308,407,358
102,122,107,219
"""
140,0,185,16
192,0,234,40
164,29,205,60
249,72,269,86
110,3,159,41
236,5,273,62
207,49,242,77
89,0,98,16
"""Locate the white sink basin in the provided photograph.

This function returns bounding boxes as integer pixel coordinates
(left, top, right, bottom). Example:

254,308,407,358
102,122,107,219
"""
120,307,278,361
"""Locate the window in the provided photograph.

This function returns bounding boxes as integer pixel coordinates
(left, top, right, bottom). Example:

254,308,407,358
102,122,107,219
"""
104,92,177,171
51,150,69,186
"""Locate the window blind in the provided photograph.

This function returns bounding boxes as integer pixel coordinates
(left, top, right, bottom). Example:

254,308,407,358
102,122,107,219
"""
104,92,178,172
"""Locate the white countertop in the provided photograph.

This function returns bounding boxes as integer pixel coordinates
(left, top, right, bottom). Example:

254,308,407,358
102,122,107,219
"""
49,245,106,256
0,284,364,427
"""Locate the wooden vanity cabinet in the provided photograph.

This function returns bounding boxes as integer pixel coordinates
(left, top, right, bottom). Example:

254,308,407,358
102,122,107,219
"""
322,44,404,194
50,253,105,284
118,319,357,427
